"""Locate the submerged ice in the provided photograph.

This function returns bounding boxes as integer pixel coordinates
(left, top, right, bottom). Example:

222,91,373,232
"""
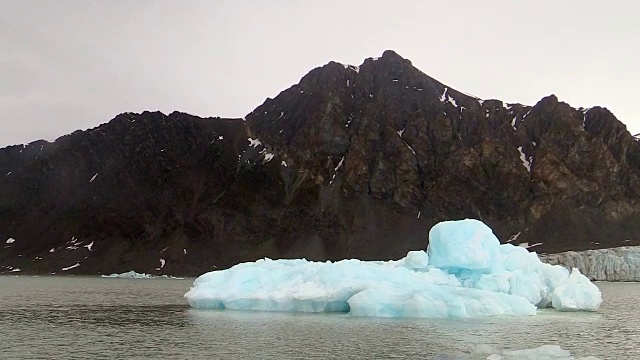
185,219,602,318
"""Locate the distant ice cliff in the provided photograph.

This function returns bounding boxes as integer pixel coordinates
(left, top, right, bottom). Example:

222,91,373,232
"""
540,246,640,282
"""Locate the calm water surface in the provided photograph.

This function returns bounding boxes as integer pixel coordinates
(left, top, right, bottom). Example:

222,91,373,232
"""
0,276,637,359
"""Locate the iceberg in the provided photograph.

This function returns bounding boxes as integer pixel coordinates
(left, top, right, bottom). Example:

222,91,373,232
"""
473,344,600,360
185,219,602,318
101,270,182,279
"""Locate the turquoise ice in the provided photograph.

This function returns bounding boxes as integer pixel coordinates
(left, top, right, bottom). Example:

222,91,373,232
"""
185,219,602,318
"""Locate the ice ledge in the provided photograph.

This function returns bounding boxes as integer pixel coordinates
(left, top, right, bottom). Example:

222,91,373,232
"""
540,246,640,282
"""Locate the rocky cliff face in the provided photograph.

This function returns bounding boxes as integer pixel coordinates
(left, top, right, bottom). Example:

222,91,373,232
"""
2,50,640,275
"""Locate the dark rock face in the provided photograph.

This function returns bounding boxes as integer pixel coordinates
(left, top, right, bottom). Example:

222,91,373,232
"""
2,50,640,275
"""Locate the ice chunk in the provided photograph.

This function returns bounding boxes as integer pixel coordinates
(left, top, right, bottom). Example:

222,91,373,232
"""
347,281,536,318
185,219,602,318
103,270,154,278
185,256,535,317
101,270,183,279
404,250,429,270
474,344,600,359
552,268,602,311
427,219,499,272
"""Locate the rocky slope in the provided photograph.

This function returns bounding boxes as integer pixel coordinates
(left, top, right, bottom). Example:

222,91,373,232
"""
541,246,640,281
2,50,640,276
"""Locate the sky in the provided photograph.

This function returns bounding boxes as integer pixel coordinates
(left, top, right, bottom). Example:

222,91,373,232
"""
1,0,639,147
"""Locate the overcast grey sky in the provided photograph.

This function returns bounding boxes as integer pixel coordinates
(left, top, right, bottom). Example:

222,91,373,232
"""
1,0,639,147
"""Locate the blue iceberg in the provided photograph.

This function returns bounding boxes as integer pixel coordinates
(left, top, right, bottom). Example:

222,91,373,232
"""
184,219,602,318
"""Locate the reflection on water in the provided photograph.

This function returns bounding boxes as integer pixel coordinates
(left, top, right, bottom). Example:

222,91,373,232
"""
0,277,637,359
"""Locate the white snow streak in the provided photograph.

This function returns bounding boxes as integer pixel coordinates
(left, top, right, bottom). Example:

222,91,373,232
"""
84,241,95,251
5,238,15,244
90,173,98,183
404,141,416,155
259,148,275,162
248,138,262,148
439,87,458,107
342,64,360,73
61,263,80,271
517,146,532,172
507,232,521,243
439,88,448,102
334,157,345,171
263,153,275,162
519,242,543,249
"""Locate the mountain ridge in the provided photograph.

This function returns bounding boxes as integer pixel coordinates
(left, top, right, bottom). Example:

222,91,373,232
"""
2,50,640,275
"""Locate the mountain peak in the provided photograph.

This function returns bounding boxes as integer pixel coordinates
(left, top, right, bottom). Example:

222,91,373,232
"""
245,50,640,252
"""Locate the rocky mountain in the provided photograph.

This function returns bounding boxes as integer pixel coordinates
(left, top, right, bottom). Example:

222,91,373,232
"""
2,50,640,276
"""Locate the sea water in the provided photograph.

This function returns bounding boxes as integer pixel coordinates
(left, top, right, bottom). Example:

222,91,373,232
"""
0,276,637,359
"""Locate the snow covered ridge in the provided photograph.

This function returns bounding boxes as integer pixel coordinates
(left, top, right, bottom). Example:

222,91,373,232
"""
185,219,602,318
540,246,640,282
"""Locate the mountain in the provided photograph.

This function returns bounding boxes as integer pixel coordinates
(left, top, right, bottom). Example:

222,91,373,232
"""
2,50,640,275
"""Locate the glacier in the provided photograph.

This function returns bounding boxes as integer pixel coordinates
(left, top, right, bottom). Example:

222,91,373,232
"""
185,219,602,318
541,246,640,282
